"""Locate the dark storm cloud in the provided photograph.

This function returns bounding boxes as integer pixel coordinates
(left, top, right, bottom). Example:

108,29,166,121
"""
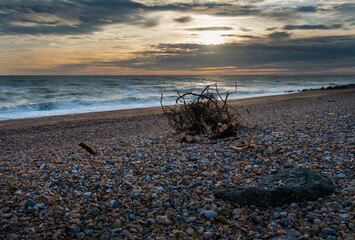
174,16,193,23
186,27,233,31
268,31,291,39
283,24,343,30
152,2,260,17
333,3,355,14
66,35,355,72
295,6,317,12
0,0,154,35
0,1,266,36
1,1,352,36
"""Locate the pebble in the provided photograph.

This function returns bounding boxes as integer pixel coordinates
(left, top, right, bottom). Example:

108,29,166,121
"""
1,90,354,239
77,232,85,238
339,213,349,219
341,200,352,207
24,228,35,233
84,229,94,236
203,231,214,239
290,202,297,209
121,230,134,240
321,228,337,235
146,218,156,225
336,173,346,178
66,224,81,237
186,228,194,235
100,230,111,240
184,216,196,223
200,210,218,218
155,215,172,225
26,199,36,207
112,220,122,228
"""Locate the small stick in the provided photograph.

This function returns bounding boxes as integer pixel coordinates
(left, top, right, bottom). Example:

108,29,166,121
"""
78,141,98,155
230,145,254,151
269,147,283,155
230,124,258,152
247,124,258,146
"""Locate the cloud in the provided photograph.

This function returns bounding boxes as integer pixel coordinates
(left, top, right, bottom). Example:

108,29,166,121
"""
221,34,260,39
295,6,317,12
174,16,193,23
268,31,291,39
283,24,343,30
0,1,264,36
0,0,156,35
240,27,252,32
151,2,261,17
186,27,233,31
66,35,355,72
1,1,352,37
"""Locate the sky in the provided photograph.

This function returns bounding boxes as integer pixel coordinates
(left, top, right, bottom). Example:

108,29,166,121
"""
0,0,354,75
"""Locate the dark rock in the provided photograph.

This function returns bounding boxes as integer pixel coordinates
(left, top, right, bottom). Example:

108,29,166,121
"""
146,218,155,225
341,200,352,207
26,199,36,207
100,230,111,240
65,224,81,237
184,216,197,223
84,229,94,236
200,210,218,218
321,228,337,235
24,228,35,233
326,236,337,240
302,84,355,92
270,228,302,240
214,167,334,207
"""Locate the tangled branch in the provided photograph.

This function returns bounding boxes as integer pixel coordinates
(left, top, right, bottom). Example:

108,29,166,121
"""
160,84,242,142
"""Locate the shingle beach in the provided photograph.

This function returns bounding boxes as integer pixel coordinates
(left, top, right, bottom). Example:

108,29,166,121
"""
0,89,354,240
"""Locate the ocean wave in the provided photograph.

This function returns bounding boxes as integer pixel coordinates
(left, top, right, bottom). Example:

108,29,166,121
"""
1,75,354,120
0,96,177,120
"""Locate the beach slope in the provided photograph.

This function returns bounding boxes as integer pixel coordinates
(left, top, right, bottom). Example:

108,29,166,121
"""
0,89,354,239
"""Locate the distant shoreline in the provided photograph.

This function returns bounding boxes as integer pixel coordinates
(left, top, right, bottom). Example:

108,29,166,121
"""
284,83,355,93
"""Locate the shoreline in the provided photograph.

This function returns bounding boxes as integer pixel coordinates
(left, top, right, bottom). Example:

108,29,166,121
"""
1,88,354,131
1,82,354,123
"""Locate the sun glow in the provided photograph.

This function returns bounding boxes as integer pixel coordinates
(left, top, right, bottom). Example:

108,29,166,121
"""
197,32,225,45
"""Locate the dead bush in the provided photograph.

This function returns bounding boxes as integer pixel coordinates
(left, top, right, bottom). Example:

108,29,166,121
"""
160,84,242,142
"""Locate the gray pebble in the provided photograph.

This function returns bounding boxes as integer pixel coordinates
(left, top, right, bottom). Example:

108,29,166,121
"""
100,230,111,240
84,229,94,236
200,210,218,218
321,228,337,235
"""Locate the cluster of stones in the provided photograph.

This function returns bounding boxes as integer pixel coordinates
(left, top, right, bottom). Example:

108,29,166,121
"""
0,91,354,239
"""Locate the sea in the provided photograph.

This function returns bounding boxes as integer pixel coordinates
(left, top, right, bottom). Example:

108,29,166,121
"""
0,75,354,121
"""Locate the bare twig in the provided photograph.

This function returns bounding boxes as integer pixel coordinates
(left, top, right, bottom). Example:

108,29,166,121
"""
230,124,258,152
78,141,98,155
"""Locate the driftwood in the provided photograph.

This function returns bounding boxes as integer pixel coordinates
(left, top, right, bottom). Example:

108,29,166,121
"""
78,141,98,155
229,126,284,154
230,124,258,152
160,84,242,141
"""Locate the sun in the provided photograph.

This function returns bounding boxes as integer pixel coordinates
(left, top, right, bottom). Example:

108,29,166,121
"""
198,32,225,45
